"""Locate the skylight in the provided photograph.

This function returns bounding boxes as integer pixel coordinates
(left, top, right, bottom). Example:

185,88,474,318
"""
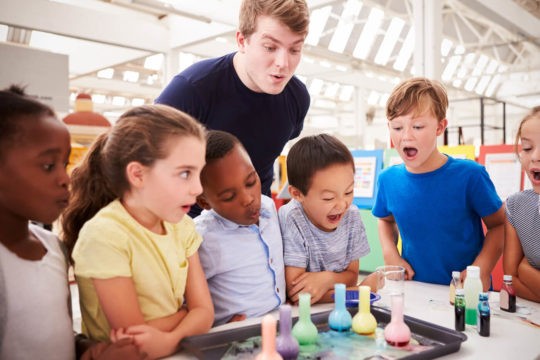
97,68,114,79
144,53,164,70
353,7,384,60
123,70,139,82
309,78,324,95
374,17,404,65
393,27,414,71
328,0,363,53
441,39,453,57
339,85,355,102
305,6,332,46
442,55,462,81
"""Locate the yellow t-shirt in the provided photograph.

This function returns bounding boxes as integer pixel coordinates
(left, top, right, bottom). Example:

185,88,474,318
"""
72,199,202,341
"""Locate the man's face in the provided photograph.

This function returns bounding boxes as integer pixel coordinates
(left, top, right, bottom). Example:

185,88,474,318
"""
236,15,305,94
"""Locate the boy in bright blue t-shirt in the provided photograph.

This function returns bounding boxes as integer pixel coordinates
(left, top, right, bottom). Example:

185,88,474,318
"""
372,77,505,290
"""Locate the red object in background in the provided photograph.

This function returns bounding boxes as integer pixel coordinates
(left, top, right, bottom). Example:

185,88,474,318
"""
271,192,288,210
63,93,111,127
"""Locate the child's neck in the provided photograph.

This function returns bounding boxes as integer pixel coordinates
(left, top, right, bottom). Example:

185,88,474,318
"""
120,197,165,235
406,151,447,174
0,214,47,260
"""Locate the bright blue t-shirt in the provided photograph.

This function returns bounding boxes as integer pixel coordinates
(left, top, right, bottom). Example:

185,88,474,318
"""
156,52,310,199
372,156,502,285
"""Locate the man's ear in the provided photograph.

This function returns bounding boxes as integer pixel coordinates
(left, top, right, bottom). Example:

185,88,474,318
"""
125,161,146,188
236,30,247,52
197,194,212,210
289,185,305,202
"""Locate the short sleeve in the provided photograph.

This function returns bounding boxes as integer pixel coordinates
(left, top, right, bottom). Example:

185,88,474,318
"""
279,205,308,268
180,216,202,258
505,193,520,230
73,221,131,279
372,170,390,218
468,166,503,217
348,206,371,261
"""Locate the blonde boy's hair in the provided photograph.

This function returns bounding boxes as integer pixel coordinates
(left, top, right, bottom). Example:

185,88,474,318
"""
386,77,448,122
238,0,310,38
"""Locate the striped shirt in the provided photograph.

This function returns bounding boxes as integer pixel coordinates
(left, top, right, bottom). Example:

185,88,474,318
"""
506,189,540,269
279,199,370,272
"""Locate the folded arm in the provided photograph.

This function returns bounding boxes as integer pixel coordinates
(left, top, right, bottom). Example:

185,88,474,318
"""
285,259,359,304
93,252,213,359
504,218,540,302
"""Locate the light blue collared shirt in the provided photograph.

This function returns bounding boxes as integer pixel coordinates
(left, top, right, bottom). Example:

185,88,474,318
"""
194,195,285,326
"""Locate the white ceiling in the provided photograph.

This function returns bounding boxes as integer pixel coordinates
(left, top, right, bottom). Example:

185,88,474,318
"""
1,0,539,146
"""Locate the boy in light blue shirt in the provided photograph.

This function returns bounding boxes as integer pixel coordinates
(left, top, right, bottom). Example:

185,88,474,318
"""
195,130,285,326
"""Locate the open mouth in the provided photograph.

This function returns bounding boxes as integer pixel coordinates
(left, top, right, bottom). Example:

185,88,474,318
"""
403,147,418,158
328,214,342,222
532,170,540,181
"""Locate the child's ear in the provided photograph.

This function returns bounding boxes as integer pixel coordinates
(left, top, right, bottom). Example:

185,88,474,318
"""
197,194,212,210
289,185,305,202
125,161,146,188
436,118,448,135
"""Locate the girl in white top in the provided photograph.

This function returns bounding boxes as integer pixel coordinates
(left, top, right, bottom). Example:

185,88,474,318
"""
0,86,145,360
0,85,72,360
504,107,540,303
62,105,213,359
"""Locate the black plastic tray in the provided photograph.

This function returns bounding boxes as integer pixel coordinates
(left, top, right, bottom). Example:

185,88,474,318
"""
180,306,467,359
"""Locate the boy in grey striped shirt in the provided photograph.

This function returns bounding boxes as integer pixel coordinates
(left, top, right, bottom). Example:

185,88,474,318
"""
278,134,374,304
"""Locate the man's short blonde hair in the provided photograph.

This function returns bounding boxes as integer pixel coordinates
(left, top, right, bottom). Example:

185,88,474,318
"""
386,77,448,121
238,0,310,38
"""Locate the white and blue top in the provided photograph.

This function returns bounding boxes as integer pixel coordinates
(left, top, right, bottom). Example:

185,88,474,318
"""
506,189,540,269
195,195,285,326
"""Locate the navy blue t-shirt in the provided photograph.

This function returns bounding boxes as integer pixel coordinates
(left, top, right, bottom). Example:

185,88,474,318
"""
156,52,310,205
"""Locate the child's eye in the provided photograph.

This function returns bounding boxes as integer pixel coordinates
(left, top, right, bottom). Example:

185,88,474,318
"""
323,198,334,201
246,180,257,188
413,126,423,129
179,171,190,179
264,46,276,52
522,147,532,152
43,163,55,172
222,194,235,202
392,127,402,131
345,191,353,196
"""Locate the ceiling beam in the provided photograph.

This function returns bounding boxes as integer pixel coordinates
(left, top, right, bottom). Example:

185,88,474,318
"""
0,0,170,52
461,0,540,47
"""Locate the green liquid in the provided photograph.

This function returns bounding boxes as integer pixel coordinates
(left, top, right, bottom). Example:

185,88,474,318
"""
465,308,477,325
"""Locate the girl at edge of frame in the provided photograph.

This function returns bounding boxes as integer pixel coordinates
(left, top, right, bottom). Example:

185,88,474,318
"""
0,85,145,360
61,104,214,359
503,106,540,303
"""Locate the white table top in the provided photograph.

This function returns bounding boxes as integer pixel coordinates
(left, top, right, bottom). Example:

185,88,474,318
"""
167,281,540,359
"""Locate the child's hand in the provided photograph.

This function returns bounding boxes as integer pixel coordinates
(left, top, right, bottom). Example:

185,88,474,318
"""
227,314,247,323
388,258,415,280
81,338,148,360
358,272,379,292
288,272,333,304
124,324,177,360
